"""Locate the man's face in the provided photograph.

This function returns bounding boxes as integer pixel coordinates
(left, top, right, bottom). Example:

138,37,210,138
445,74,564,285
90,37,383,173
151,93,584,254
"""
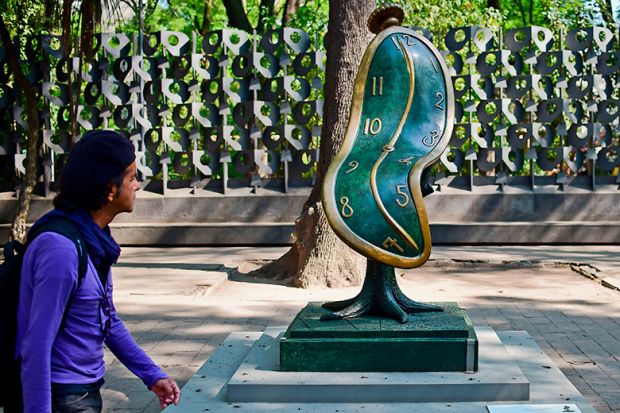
110,161,140,214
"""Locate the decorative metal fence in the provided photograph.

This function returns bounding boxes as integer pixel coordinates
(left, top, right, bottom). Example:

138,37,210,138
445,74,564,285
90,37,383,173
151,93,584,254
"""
0,26,618,194
440,26,620,191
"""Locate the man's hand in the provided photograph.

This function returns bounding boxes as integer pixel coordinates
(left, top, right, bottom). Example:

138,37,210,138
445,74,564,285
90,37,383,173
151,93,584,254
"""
151,377,181,409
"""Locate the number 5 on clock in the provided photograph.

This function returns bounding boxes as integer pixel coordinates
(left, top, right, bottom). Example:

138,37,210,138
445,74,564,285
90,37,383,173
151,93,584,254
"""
395,185,410,208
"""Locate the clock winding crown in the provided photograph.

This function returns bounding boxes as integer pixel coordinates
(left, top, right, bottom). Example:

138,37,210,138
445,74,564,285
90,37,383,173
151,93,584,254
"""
367,3,404,34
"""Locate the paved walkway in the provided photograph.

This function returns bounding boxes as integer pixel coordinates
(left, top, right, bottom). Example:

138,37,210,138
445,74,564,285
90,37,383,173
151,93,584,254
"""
91,246,620,412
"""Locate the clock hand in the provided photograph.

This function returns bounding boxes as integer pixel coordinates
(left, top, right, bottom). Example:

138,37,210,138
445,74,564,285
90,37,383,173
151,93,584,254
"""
369,35,419,251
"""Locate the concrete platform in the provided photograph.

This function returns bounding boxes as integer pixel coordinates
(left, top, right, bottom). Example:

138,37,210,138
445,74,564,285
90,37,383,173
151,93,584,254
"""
228,326,525,403
163,327,597,412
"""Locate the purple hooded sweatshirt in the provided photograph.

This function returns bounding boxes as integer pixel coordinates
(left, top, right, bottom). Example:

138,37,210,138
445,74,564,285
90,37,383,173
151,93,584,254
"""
16,231,167,413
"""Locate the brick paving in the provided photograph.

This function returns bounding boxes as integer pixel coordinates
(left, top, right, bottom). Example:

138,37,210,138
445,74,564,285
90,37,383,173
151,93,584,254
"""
12,246,619,413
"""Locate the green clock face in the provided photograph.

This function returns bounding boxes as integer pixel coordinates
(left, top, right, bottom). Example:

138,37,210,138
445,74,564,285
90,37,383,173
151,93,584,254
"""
323,27,454,269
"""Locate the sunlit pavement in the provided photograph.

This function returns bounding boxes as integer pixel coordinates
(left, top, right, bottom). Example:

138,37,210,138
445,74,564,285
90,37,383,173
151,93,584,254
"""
98,246,620,412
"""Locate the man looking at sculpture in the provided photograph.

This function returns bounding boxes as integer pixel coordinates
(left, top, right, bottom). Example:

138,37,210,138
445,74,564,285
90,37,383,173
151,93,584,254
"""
15,130,180,413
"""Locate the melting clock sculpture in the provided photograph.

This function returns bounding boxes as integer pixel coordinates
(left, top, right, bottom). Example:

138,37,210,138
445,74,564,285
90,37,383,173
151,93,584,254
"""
322,5,455,323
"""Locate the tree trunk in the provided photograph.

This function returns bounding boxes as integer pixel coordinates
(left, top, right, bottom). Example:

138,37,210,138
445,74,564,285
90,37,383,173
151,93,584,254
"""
61,0,72,57
596,0,616,28
196,0,213,34
60,0,79,142
44,0,58,32
282,0,303,25
80,0,95,61
74,0,98,140
486,0,500,10
222,0,253,32
250,0,375,288
0,15,41,243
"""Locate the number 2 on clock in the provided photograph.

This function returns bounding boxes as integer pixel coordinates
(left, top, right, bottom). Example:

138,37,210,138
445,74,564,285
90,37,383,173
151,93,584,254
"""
435,92,445,110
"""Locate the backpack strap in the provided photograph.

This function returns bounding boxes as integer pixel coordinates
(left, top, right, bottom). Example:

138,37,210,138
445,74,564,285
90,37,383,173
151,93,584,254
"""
27,218,88,286
26,218,89,327
3,239,24,263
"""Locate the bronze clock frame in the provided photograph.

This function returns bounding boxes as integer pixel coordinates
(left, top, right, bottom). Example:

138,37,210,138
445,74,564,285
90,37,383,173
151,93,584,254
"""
323,26,455,269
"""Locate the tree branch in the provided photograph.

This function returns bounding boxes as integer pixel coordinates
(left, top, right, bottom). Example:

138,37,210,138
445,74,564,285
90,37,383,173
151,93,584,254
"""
0,14,41,242
283,0,303,25
222,0,253,31
515,0,526,26
597,0,617,28
196,0,212,34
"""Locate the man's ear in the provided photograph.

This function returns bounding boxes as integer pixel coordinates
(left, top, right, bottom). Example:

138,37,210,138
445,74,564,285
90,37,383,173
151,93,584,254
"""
107,184,118,202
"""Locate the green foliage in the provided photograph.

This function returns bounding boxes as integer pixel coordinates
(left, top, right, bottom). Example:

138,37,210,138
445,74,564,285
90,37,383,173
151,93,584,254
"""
119,0,198,33
284,1,329,41
498,0,600,29
3,0,618,41
116,0,329,37
383,0,504,40
1,0,47,39
379,0,614,41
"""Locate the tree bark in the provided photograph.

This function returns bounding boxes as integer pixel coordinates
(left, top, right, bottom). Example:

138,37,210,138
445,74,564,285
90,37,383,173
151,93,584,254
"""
80,0,96,61
0,15,41,243
222,0,253,32
282,0,303,25
195,0,213,34
61,0,72,55
250,0,375,288
60,0,79,142
44,0,58,32
71,0,97,148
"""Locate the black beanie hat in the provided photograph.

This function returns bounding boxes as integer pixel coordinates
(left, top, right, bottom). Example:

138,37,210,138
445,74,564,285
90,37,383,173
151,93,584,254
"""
60,130,136,199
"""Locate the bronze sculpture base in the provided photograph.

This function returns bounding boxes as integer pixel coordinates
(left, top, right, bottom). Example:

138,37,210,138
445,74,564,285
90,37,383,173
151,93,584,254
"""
281,302,478,372
321,259,442,324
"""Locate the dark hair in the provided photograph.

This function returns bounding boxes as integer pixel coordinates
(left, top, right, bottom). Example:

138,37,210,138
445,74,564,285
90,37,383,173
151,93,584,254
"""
53,171,124,212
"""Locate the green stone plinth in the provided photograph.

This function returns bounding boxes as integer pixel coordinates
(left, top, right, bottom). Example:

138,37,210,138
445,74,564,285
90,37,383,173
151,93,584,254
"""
280,302,478,372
